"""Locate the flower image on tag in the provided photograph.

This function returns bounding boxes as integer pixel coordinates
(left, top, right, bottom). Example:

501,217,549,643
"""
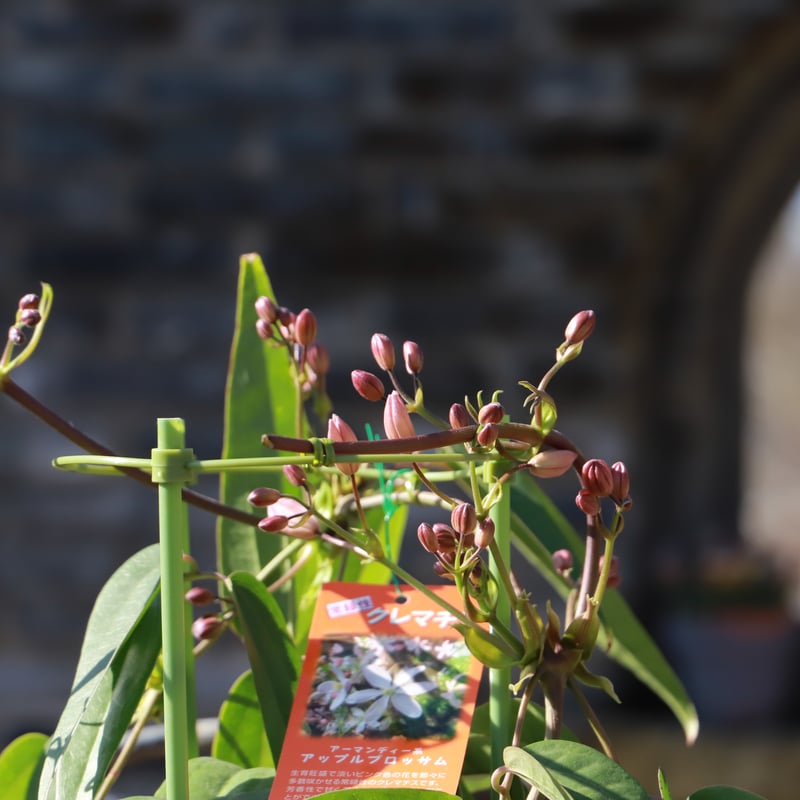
271,582,483,799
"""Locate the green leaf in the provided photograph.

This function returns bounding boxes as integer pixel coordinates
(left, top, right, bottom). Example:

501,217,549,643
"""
511,474,699,745
217,766,275,798
212,670,273,769
39,545,162,800
307,791,460,799
228,571,301,763
658,769,672,800
687,788,769,800
504,745,574,800
454,623,521,668
217,253,298,581
154,756,239,799
521,740,650,800
0,732,47,800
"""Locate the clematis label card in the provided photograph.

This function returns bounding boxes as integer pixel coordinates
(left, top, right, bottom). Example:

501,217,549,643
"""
271,581,483,799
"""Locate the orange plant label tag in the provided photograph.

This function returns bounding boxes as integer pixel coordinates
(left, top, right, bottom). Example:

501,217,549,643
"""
271,581,483,799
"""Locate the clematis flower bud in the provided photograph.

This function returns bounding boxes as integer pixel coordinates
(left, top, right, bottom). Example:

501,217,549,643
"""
575,489,601,516
403,340,424,375
185,586,216,605
433,523,458,553
295,308,317,346
564,309,596,345
552,548,573,574
581,458,613,497
19,308,41,327
327,413,361,475
18,293,40,311
306,343,330,375
371,332,395,371
255,296,278,324
417,522,438,553
527,449,577,478
451,502,477,535
351,369,385,401
270,496,320,539
247,486,282,507
383,391,416,439
478,402,504,425
475,517,495,548
7,326,25,345
191,615,223,642
449,403,471,429
610,461,630,504
256,319,273,340
258,515,289,533
476,423,498,448
282,464,308,487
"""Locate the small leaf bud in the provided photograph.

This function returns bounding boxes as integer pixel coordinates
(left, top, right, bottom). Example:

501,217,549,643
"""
402,340,424,375
192,615,223,641
258,515,289,533
185,586,216,606
476,423,498,448
255,296,278,324
527,449,576,478
295,308,317,346
247,486,282,507
478,401,504,425
475,517,495,548
383,391,416,439
282,464,307,487
581,458,613,497
417,522,438,553
327,413,360,475
371,332,396,371
564,309,596,345
18,293,40,311
552,548,573,574
306,343,330,375
575,489,601,516
610,461,630,504
351,369,385,401
451,502,477,535
449,403,471,429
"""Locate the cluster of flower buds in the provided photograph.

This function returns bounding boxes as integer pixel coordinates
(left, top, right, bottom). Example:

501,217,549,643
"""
417,502,494,585
185,584,227,642
7,293,41,348
575,458,632,519
248,484,321,540
254,296,329,397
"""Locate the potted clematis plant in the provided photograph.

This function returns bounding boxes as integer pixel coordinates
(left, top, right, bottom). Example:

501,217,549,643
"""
0,254,770,800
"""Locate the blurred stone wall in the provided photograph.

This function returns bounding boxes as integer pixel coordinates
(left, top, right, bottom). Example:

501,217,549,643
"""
2,0,800,741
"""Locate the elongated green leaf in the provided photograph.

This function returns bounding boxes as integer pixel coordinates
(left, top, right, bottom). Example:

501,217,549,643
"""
228,571,301,763
687,788,768,800
504,745,574,800
0,732,47,800
521,740,650,800
217,253,298,579
212,670,273,768
511,474,699,744
39,545,162,800
308,791,460,800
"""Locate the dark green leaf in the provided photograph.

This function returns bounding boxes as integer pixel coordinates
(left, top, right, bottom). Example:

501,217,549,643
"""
687,788,768,800
39,545,162,800
212,670,273,769
504,745,573,800
228,571,301,763
0,732,47,800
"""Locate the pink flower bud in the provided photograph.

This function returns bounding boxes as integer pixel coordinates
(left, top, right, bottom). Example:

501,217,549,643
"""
18,293,40,311
283,464,307,487
306,343,330,375
449,403,471,429
371,332,396,371
417,522,438,553
255,296,278,323
351,369,385,401
581,458,613,497
383,391,416,439
527,449,577,478
403,341,424,374
247,486,282,507
7,326,25,345
610,461,630,503
552,548,573,574
269,496,320,539
19,308,40,327
451,502,477,535
295,308,317,346
185,586,216,605
255,319,273,340
276,306,294,327
476,423,498,448
564,309,596,345
191,615,223,641
478,402,504,425
433,523,458,553
575,489,601,516
475,517,495,548
327,413,360,475
258,515,289,533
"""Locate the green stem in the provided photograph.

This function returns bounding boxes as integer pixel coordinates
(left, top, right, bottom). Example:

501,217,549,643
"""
591,535,616,608
255,537,306,583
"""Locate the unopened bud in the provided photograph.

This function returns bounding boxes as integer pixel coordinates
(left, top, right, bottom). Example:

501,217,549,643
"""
258,515,289,533
433,523,458,553
451,502,477,535
255,296,278,324
449,403,471,429
476,423,498,448
351,369,385,402
433,560,456,581
402,341,424,375
552,548,573,574
564,310,596,345
295,308,317,346
371,332,396,371
255,319,273,340
575,489,601,516
19,308,40,327
581,458,613,497
306,343,330,375
283,464,307,487
383,391,416,439
610,461,630,504
276,306,294,327
267,496,320,539
527,449,577,478
7,326,25,345
191,615,223,642
327,413,360,475
185,586,216,605
18,293,40,311
475,517,495,548
478,402,504,425
417,522,438,553
247,486,282,507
